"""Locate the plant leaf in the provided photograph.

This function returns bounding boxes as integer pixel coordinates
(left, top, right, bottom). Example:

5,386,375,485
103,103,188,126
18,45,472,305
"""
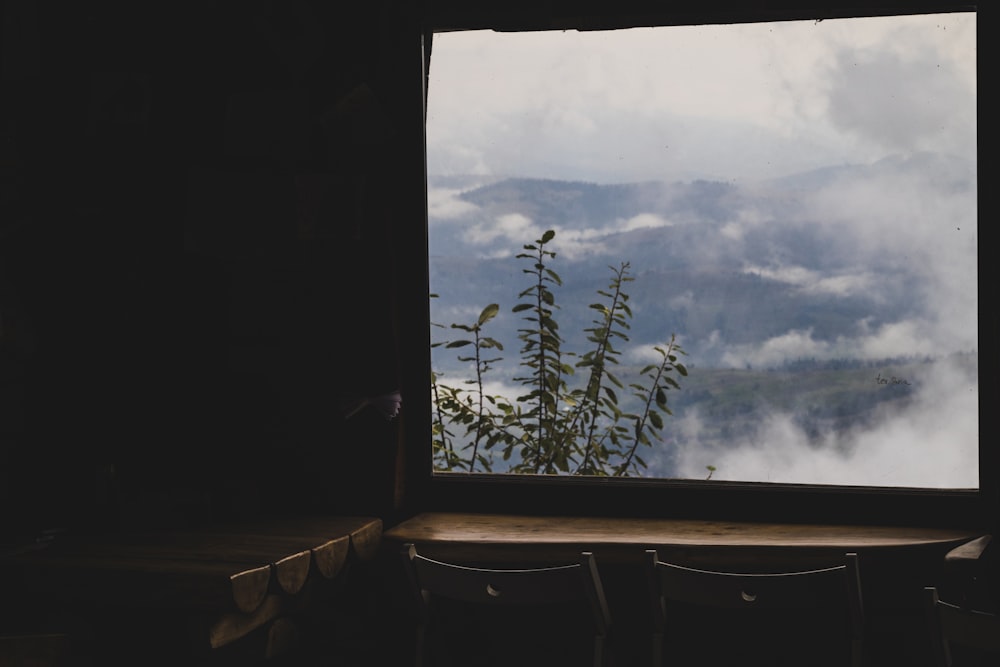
478,303,500,325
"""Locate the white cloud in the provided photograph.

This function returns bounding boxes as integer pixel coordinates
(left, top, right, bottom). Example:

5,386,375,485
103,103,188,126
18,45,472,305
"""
427,187,481,221
462,213,540,246
627,337,688,365
669,290,696,310
800,273,874,299
426,13,974,183
617,213,672,231
856,320,939,360
744,264,818,287
743,263,875,299
717,317,953,370
720,222,744,241
672,359,978,488
823,45,976,157
426,138,494,177
721,328,826,368
453,210,657,260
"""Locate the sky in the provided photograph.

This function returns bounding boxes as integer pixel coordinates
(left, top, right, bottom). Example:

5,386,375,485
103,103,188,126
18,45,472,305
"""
426,12,976,184
424,12,979,488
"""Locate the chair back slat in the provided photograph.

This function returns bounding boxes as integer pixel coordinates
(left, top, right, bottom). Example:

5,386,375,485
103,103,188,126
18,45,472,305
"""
655,561,851,610
402,544,612,667
412,556,587,605
646,550,865,667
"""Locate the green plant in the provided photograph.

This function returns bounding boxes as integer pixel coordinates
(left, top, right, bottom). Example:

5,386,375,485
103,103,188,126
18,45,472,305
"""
431,301,510,472
431,230,686,476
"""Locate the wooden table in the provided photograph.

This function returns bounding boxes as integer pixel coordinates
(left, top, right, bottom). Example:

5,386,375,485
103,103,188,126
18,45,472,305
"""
385,513,987,665
2,516,382,659
383,512,983,568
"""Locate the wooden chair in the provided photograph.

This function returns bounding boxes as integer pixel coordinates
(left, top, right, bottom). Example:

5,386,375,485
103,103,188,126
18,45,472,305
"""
941,535,997,613
923,586,1000,667
401,543,612,667
645,550,865,667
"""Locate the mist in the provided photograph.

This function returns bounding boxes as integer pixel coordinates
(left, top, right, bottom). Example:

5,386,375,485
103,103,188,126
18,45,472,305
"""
670,357,978,488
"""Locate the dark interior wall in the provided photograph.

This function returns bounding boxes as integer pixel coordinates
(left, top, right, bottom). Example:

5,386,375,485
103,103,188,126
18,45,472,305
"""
1,0,992,537
174,0,416,524
2,2,163,534
1,0,415,537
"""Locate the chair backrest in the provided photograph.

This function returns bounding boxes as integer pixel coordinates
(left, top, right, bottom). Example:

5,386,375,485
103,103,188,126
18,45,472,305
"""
924,586,1000,667
646,550,865,667
402,544,611,667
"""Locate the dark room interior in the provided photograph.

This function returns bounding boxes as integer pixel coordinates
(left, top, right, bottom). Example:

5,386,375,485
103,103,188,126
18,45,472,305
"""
1,1,994,665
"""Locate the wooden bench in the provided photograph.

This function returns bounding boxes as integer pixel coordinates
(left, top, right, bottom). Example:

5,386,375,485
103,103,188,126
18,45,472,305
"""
2,516,382,659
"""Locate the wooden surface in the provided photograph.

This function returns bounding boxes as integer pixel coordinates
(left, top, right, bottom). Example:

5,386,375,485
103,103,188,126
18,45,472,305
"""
209,594,288,650
3,515,383,654
384,512,984,566
214,516,382,567
944,534,991,563
12,546,275,613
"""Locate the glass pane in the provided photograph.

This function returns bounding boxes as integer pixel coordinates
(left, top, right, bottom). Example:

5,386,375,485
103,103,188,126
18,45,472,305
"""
426,13,978,487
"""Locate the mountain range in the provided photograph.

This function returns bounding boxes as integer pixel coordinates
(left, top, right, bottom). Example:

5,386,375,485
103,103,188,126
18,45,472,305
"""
426,152,978,482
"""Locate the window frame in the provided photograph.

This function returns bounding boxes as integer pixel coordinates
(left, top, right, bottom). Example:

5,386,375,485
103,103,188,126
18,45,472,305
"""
395,0,993,530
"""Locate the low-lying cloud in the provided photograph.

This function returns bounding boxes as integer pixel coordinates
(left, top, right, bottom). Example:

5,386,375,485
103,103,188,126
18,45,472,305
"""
448,207,676,260
716,319,948,370
428,187,482,221
671,358,978,488
743,264,875,299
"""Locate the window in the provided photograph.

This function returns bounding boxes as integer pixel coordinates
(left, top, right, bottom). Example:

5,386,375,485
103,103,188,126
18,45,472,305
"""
399,2,992,526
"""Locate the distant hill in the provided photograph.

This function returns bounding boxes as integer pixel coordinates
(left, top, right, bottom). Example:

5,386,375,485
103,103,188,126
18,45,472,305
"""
427,154,978,480
429,156,971,364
